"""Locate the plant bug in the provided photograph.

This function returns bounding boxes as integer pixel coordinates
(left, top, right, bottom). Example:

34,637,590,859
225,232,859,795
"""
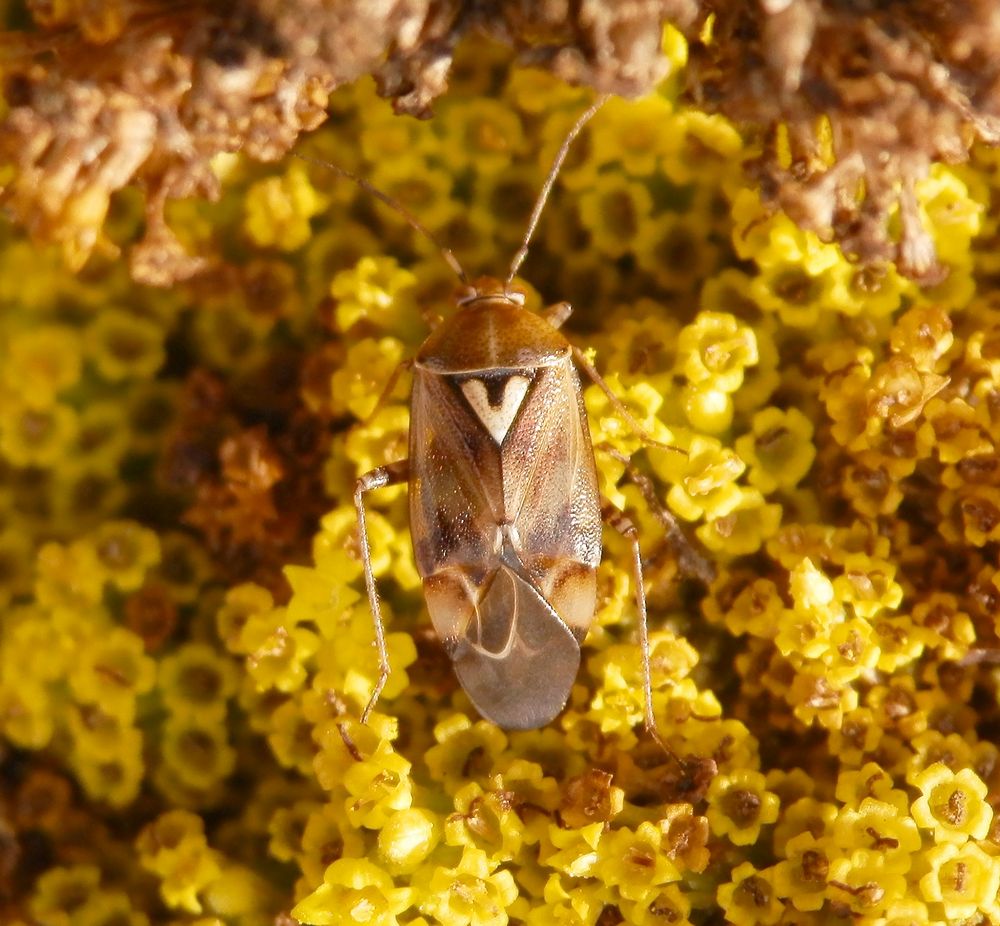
306,96,712,744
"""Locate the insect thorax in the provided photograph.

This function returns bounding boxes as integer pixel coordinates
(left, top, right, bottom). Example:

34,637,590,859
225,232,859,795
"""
414,296,571,374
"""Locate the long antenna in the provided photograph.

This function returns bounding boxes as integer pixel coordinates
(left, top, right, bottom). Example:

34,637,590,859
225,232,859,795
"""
292,151,469,285
505,94,609,286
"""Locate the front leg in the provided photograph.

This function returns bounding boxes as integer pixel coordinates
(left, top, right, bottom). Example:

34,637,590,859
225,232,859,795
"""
354,459,410,722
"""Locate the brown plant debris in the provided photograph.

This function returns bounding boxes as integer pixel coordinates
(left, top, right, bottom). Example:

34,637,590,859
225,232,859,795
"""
0,0,692,285
686,0,1000,282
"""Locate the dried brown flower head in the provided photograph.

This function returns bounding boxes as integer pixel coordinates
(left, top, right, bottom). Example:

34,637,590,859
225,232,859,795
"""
686,0,1000,280
0,0,691,284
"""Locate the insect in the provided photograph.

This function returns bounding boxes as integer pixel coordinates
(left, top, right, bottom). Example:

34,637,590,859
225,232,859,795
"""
310,96,712,741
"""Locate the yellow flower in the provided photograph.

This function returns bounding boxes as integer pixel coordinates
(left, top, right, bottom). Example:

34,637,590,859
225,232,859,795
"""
89,520,162,592
890,303,954,372
639,210,721,295
240,605,319,693
735,407,816,494
360,104,442,164
3,324,82,408
244,162,328,251
577,173,655,259
72,721,145,807
160,713,236,792
919,841,1000,920
445,781,530,863
68,627,156,720
771,833,830,912
85,309,166,381
71,401,132,473
0,400,79,467
592,95,675,177
832,554,903,620
344,405,412,479
788,667,858,729
619,884,692,926
832,798,921,874
215,582,274,654
597,822,680,902
876,899,932,926
437,98,526,176
285,546,363,636
330,256,419,336
827,704,882,763
710,577,784,638
696,488,782,556
136,811,224,914
313,604,417,712
265,698,316,775
771,797,838,855
28,864,103,926
677,312,759,393
661,110,743,186
917,165,983,264
293,858,413,926
910,763,993,843
0,679,55,750
75,890,151,926
425,714,508,792
370,159,461,238
416,845,519,926
650,434,745,523
299,801,367,885
543,822,603,879
834,762,909,813
716,862,782,926
378,808,440,873
342,738,413,829
749,259,851,328
706,770,780,846
826,855,906,916
158,642,238,719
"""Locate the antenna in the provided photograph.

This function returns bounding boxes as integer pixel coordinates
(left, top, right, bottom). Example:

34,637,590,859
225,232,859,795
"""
292,151,470,285
505,94,609,286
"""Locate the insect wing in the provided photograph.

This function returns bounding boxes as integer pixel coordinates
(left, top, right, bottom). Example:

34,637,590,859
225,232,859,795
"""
450,546,582,729
409,358,601,728
502,358,601,570
408,369,505,579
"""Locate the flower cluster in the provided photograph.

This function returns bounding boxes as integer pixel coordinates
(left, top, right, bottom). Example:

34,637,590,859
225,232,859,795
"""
4,23,1000,926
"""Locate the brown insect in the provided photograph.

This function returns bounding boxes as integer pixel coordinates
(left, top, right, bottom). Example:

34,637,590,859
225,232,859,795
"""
311,97,712,741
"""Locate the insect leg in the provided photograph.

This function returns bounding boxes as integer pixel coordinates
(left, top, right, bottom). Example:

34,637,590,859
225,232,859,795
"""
601,443,715,585
540,301,573,329
601,500,683,766
354,459,410,723
572,345,686,454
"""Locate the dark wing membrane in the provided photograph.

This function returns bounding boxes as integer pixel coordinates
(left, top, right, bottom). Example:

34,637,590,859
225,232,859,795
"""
408,370,505,578
503,358,602,569
449,557,581,729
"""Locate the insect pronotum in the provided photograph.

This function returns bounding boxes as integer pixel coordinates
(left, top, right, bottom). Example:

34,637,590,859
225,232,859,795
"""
306,96,712,746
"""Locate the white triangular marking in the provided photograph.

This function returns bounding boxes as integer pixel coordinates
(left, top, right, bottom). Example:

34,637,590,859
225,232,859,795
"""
461,375,530,444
